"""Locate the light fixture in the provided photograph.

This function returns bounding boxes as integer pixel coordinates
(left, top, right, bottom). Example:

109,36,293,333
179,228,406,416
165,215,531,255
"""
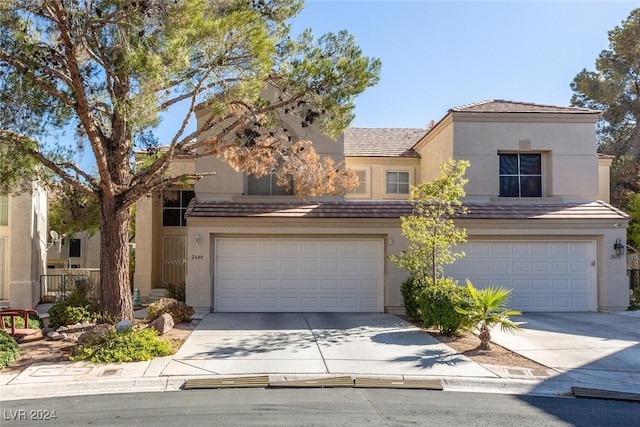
194,234,201,247
614,238,625,258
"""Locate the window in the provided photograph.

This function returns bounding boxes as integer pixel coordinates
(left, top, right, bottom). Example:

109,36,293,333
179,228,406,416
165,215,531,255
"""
69,239,81,257
0,194,7,225
386,171,410,194
246,174,293,196
350,170,368,195
163,190,195,226
499,153,542,197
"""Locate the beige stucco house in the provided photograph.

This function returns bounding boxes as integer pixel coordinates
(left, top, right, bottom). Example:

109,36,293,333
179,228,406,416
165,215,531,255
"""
0,185,48,309
134,100,630,314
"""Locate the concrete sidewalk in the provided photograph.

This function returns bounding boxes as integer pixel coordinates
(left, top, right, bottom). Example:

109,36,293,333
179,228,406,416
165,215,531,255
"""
1,311,639,401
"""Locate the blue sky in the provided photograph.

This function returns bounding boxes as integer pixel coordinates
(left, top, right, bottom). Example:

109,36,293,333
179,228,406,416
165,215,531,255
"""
287,0,637,129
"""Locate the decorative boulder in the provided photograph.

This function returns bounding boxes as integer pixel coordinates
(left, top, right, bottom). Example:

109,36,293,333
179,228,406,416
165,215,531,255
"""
77,323,115,345
116,319,133,332
149,313,174,335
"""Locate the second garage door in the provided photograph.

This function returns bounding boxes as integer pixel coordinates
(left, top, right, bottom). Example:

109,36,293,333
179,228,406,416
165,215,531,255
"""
446,240,597,312
214,238,384,312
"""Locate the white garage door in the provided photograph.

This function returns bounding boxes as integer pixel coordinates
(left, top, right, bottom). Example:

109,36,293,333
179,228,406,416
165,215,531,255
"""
215,238,384,312
446,240,596,312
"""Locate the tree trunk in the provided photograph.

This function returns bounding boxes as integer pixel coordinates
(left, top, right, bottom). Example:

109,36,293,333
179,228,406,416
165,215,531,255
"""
99,197,133,321
477,327,491,351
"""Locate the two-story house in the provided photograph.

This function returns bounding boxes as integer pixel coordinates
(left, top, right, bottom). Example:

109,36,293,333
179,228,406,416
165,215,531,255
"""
133,100,630,314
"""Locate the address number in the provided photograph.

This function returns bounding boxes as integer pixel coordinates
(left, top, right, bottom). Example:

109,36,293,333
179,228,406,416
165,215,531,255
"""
191,254,204,260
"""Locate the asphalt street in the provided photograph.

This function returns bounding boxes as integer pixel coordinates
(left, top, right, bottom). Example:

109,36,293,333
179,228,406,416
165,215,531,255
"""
2,389,637,426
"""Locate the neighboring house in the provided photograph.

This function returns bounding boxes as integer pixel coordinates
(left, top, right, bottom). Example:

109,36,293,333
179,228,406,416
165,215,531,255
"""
0,185,48,309
47,231,101,269
134,100,630,314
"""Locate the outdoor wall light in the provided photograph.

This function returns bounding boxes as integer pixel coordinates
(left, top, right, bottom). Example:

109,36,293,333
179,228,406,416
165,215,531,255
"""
614,238,625,258
194,234,201,247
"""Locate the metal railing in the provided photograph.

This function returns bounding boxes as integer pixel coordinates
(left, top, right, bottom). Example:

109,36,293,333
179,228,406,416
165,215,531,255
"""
40,269,100,303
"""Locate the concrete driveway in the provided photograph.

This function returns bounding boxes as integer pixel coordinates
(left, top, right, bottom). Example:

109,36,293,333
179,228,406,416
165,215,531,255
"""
490,311,640,393
161,312,494,379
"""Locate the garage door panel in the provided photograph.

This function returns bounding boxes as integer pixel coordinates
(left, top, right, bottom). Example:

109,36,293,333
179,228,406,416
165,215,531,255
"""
446,241,596,312
215,238,384,312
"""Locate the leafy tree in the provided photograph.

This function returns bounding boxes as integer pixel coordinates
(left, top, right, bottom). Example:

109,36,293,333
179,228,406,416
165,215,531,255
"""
49,184,101,237
455,280,521,351
0,0,380,320
570,8,640,246
390,159,469,286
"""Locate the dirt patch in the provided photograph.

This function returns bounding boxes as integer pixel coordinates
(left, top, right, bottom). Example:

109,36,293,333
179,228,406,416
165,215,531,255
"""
401,316,547,370
1,322,195,376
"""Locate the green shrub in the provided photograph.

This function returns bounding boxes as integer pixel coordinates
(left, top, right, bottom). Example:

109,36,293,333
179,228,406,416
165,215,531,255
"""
401,276,426,320
630,287,640,309
1,313,42,330
148,298,194,323
419,279,470,336
0,330,20,370
165,283,186,302
70,327,174,363
48,298,99,329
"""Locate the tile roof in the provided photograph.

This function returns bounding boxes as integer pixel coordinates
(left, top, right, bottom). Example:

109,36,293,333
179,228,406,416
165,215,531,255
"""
187,200,628,220
450,100,601,114
343,128,425,157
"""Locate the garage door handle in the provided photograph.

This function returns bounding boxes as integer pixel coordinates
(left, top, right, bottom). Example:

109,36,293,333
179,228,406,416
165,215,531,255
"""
591,261,596,266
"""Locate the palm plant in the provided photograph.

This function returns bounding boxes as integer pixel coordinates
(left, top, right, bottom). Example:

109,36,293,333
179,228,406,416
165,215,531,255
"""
455,280,521,351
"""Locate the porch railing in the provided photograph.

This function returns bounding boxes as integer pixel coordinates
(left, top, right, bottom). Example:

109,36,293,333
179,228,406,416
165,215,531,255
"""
40,269,100,303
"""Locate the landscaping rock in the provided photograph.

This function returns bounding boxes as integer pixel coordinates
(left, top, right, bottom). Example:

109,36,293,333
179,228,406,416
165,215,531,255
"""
46,331,67,341
149,313,174,335
116,319,133,332
77,323,115,345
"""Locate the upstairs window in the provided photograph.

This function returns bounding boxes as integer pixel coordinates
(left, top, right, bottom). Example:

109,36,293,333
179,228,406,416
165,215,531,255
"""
0,194,7,225
163,190,195,226
69,238,81,258
246,174,293,196
499,153,542,197
386,171,410,194
350,170,368,195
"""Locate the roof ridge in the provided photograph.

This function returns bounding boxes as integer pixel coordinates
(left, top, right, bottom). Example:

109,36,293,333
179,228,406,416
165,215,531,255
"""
451,99,599,113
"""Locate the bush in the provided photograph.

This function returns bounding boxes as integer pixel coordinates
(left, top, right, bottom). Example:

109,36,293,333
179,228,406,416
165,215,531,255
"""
419,279,470,336
70,327,174,363
630,287,640,309
165,283,186,302
48,297,100,329
148,298,194,323
0,330,20,370
401,276,426,320
1,313,42,331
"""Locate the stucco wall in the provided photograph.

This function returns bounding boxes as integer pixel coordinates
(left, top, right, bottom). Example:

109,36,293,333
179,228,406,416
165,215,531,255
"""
598,156,613,203
414,116,455,183
8,185,47,308
451,114,599,202
345,157,420,200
